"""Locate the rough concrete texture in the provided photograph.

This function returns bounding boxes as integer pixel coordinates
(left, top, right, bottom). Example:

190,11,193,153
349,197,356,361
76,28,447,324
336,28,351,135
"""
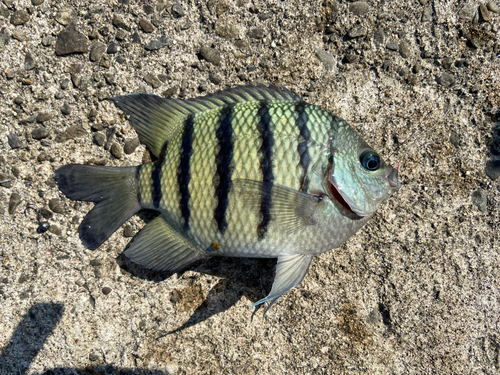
0,0,500,374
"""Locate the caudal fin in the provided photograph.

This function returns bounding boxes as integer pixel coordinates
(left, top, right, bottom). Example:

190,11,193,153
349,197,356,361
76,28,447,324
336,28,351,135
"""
55,164,141,250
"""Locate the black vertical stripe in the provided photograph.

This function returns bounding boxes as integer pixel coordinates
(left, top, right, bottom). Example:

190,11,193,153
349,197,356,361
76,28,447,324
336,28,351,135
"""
214,105,235,234
152,141,169,208
257,102,275,241
295,102,311,192
178,115,195,231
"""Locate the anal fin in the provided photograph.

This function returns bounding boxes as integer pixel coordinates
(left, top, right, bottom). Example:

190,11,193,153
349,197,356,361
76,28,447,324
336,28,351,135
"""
124,216,207,272
252,254,314,314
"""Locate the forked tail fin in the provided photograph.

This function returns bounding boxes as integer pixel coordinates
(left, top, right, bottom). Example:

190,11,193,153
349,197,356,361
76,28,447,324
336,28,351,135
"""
55,164,141,250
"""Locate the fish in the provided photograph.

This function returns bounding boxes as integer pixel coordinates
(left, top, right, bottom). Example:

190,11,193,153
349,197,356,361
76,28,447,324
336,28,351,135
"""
55,83,401,313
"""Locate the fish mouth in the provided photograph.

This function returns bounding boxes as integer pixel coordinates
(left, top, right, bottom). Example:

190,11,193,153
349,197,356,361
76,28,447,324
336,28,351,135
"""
327,178,365,218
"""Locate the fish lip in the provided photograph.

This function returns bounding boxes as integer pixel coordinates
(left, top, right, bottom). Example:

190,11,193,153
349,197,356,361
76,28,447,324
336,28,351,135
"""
327,176,366,218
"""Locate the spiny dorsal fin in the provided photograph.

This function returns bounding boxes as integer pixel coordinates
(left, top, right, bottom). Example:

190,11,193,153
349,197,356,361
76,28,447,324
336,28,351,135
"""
110,83,303,157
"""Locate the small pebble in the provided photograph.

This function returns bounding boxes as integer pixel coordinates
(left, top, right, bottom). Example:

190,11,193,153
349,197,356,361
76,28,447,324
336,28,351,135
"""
9,193,22,215
40,207,53,219
55,5,76,26
116,29,128,41
36,112,53,123
61,103,71,115
143,73,162,89
199,46,221,66
102,287,112,295
113,15,130,31
438,72,455,88
107,42,118,54
10,10,30,25
399,41,411,58
49,198,64,214
348,26,367,38
32,0,44,5
90,42,106,62
487,1,499,13
7,133,23,149
349,2,369,16
24,51,36,71
124,138,140,154
55,125,86,143
123,224,135,237
209,73,222,85
485,160,500,180
373,29,385,45
48,225,61,235
172,2,185,18
248,27,265,39
145,35,168,51
94,132,106,147
140,19,154,33
316,49,336,70
386,42,399,51
479,4,492,21
55,23,89,56
471,189,487,212
32,127,50,139
110,143,123,159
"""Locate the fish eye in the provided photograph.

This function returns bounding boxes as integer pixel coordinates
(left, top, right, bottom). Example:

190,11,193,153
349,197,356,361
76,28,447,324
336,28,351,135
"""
359,150,381,171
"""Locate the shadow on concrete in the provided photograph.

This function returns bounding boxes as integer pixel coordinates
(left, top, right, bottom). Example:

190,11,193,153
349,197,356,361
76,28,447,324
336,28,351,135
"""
0,302,169,374
117,250,276,335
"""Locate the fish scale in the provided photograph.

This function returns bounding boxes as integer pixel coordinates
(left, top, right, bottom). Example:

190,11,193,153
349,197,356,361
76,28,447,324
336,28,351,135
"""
55,84,400,312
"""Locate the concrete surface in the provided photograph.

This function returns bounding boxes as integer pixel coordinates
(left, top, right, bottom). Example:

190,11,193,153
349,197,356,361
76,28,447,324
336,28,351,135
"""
0,0,499,374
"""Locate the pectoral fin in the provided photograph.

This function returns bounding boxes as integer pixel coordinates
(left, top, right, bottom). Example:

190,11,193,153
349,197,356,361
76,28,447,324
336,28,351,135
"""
234,179,324,235
252,254,314,314
124,215,207,272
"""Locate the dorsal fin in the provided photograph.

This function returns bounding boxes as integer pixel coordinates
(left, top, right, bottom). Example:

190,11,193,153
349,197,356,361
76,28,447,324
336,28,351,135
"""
110,83,303,157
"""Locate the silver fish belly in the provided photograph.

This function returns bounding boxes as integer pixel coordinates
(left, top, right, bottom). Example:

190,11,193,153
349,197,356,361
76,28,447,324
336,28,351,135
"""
55,84,400,312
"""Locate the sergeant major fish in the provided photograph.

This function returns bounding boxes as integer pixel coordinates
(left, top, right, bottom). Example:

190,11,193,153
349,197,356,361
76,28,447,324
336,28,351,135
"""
55,84,401,312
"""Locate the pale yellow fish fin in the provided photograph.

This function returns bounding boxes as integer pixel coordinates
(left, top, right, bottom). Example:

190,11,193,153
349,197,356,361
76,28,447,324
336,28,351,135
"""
124,215,207,272
110,83,303,157
251,254,314,314
233,179,323,236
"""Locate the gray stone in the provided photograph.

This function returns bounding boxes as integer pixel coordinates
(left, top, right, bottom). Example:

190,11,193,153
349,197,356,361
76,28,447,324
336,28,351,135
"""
145,35,168,51
349,2,369,16
55,5,76,26
8,193,21,214
316,49,336,71
215,19,239,39
55,23,89,56
144,73,162,88
90,42,106,62
0,172,13,188
107,42,118,54
386,42,399,51
485,160,500,180
199,46,221,66
459,4,477,20
32,127,50,139
487,1,499,13
479,4,492,21
112,15,130,31
60,103,71,115
31,0,44,5
10,10,30,25
139,19,154,33
438,72,455,87
374,29,385,45
110,143,123,159
36,112,53,123
24,51,36,70
348,26,367,38
48,198,64,214
172,2,185,18
248,27,265,39
399,41,411,58
55,125,86,142
7,133,23,149
471,189,487,212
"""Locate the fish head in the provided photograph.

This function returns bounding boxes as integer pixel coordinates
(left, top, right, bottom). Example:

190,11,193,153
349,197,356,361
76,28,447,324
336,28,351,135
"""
326,126,401,217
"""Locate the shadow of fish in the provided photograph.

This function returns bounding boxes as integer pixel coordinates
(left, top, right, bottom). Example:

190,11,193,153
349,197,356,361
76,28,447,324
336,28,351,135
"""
55,84,400,314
